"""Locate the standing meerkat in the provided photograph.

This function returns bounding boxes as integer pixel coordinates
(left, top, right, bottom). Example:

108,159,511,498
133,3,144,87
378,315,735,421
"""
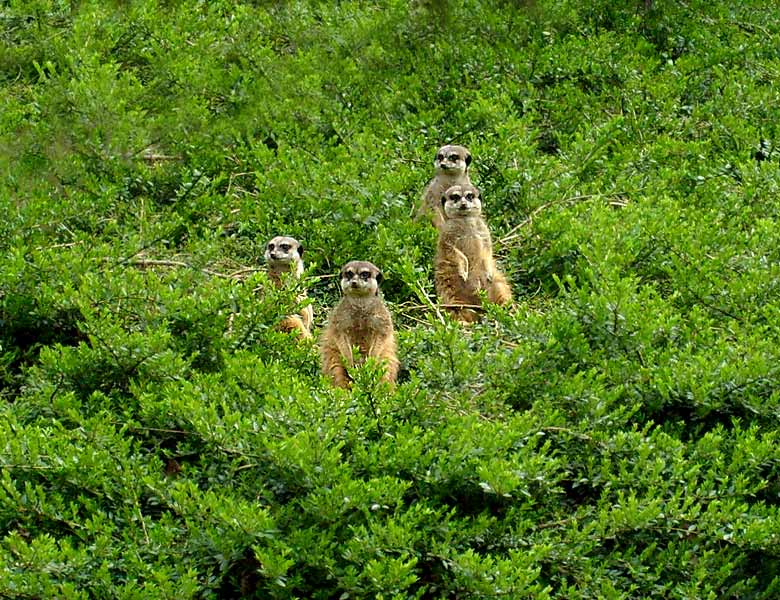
320,261,399,389
435,184,512,322
418,144,472,229
264,236,313,339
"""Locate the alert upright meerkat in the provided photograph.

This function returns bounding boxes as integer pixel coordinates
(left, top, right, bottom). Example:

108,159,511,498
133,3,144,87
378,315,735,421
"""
320,261,399,388
264,235,313,339
418,144,472,229
435,184,512,322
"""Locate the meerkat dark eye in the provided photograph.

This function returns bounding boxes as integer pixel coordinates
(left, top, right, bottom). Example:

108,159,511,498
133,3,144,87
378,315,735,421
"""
267,243,275,251
449,154,460,161
465,193,474,200
360,271,371,280
436,153,444,161
345,270,354,279
450,194,461,202
281,244,291,252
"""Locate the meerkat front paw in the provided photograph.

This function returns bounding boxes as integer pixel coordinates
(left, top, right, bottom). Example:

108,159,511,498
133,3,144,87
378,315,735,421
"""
453,247,470,282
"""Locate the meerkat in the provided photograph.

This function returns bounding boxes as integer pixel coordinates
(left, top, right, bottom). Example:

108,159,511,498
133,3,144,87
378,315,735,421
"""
319,261,399,389
435,184,512,322
264,235,313,339
418,144,472,229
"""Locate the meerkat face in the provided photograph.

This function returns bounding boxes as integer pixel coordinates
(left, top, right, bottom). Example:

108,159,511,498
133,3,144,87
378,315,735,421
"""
340,260,383,297
265,236,304,270
434,144,471,177
442,184,482,219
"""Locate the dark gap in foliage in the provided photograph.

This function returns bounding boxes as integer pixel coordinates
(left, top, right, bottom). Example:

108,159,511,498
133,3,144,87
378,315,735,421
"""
110,23,155,82
0,306,85,396
514,242,582,294
217,547,262,599
752,138,775,163
640,399,773,443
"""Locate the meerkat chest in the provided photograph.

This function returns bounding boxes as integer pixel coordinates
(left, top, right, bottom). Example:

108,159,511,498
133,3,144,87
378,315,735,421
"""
447,222,491,259
339,301,388,342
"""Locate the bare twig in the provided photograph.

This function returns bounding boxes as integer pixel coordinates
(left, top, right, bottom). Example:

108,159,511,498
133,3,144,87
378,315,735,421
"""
35,241,84,251
141,153,181,162
227,267,263,279
226,171,254,196
498,191,634,246
402,301,484,311
127,258,236,279
415,281,446,324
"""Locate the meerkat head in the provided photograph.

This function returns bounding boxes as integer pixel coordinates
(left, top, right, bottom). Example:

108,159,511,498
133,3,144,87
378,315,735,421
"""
434,144,471,177
340,260,383,297
442,184,482,219
264,236,304,272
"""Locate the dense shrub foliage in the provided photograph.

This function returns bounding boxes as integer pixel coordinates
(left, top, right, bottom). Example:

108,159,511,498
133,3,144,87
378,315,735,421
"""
2,0,780,597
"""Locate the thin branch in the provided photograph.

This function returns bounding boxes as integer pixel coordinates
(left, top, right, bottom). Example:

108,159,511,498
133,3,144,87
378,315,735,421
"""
498,191,634,246
35,241,84,251
401,300,484,311
140,153,181,162
227,267,263,279
414,281,446,324
127,258,236,279
118,232,173,265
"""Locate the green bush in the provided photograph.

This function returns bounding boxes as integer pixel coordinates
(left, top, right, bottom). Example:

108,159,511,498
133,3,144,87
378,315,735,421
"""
2,0,780,597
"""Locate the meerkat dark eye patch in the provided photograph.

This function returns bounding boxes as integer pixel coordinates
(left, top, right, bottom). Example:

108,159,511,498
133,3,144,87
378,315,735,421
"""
281,244,291,251
450,194,462,202
449,154,460,161
360,271,371,280
344,270,354,279
267,243,275,250
436,153,444,161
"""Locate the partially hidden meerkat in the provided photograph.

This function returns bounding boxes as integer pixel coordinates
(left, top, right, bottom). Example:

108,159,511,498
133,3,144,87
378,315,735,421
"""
435,184,512,322
319,261,399,389
264,236,313,339
418,144,472,229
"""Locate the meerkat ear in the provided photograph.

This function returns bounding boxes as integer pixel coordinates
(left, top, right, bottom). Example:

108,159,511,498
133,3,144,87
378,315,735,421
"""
441,194,448,208
465,152,472,167
297,243,304,257
375,270,383,285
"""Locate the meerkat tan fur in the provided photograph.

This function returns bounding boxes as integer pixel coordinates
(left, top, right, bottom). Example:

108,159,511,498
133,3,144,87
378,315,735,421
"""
320,261,399,388
418,144,472,229
264,236,313,339
435,184,512,322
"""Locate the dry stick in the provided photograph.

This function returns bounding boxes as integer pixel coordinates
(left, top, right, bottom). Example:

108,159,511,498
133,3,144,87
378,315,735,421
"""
399,312,431,328
35,241,84,251
128,258,234,279
227,267,263,279
226,171,254,197
403,301,484,311
498,191,632,246
415,280,447,325
141,154,181,162
119,232,174,265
